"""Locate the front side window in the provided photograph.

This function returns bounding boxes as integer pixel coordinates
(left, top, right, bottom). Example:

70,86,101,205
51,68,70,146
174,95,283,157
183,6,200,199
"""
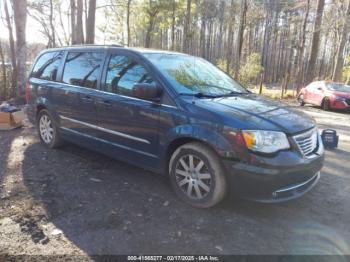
62,52,103,89
106,54,154,97
31,52,63,81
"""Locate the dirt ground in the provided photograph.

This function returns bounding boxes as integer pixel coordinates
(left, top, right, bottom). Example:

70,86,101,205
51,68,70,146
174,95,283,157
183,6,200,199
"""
0,103,349,256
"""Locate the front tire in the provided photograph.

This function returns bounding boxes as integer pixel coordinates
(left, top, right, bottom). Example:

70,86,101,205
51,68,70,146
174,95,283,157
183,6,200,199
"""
169,142,227,208
321,97,330,111
37,109,62,148
297,95,305,106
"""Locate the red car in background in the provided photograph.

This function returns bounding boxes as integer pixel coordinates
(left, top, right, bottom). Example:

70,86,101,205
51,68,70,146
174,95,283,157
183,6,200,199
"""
297,81,350,111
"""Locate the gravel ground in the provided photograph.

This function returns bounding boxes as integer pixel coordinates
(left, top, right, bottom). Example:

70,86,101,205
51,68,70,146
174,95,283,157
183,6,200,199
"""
0,104,349,256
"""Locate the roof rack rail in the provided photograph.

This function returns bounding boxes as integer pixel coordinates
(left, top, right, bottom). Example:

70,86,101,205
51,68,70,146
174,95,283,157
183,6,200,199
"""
110,44,124,47
69,44,124,47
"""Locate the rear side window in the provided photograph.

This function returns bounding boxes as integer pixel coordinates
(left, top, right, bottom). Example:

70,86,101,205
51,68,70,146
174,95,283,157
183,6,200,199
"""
105,55,154,97
31,51,63,81
62,52,103,89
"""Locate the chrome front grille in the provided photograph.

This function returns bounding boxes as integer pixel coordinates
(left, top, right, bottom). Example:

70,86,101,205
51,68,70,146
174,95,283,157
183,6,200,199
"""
293,128,318,157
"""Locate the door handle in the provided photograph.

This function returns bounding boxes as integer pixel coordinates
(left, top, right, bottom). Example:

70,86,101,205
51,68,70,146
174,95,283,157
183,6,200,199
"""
96,100,112,107
81,95,94,103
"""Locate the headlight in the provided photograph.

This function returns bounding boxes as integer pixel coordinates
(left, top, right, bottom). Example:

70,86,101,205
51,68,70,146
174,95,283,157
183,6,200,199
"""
242,130,290,153
334,96,346,102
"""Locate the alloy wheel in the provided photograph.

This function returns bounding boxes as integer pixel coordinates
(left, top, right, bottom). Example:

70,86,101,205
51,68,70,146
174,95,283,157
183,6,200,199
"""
39,114,54,144
322,98,330,111
174,154,212,200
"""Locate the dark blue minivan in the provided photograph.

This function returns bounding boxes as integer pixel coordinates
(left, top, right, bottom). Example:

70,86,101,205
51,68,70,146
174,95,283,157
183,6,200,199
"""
26,45,324,208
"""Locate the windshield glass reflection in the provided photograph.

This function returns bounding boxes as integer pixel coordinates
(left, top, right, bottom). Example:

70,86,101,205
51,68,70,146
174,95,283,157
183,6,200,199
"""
143,53,248,96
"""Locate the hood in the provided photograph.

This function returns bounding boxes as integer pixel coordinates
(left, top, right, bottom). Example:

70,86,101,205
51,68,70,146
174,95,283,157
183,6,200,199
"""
328,90,350,99
193,94,315,134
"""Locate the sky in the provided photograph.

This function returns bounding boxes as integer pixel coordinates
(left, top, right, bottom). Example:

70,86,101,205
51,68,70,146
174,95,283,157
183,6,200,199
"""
0,0,108,45
0,0,54,44
0,10,47,44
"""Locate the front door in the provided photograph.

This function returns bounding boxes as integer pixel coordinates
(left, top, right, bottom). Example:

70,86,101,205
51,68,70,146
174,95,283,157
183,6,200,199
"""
313,83,325,105
95,52,160,167
303,83,314,103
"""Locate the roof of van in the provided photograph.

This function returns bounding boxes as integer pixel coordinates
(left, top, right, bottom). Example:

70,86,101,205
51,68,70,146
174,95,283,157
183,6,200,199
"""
45,45,186,56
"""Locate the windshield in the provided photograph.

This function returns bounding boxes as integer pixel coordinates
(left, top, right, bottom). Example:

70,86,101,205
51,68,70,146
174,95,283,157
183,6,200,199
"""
143,53,248,96
326,83,350,93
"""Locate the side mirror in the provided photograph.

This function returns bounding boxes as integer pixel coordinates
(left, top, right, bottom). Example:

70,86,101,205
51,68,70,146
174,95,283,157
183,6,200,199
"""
132,83,162,102
317,87,323,91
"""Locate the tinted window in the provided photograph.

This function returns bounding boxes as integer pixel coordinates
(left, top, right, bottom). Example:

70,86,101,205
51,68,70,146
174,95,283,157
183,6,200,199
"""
106,55,154,97
62,52,103,89
31,52,63,81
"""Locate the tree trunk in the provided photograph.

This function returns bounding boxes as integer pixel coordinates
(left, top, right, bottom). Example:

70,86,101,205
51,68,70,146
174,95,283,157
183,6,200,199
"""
182,0,192,53
234,0,247,79
144,1,159,48
49,0,56,47
126,0,132,46
265,5,280,83
226,0,235,74
4,0,17,93
297,0,310,87
12,0,27,98
276,29,284,82
200,12,206,58
215,0,225,61
332,0,350,82
145,17,154,48
318,34,328,78
306,0,325,83
171,0,176,50
70,0,77,44
328,38,338,78
206,20,212,60
76,0,84,44
270,22,279,83
86,0,96,44
0,41,7,100
261,3,272,78
145,15,156,48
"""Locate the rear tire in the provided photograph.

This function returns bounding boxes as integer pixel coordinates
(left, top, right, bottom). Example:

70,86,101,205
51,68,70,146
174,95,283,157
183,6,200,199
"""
169,142,227,208
37,109,63,148
321,97,330,111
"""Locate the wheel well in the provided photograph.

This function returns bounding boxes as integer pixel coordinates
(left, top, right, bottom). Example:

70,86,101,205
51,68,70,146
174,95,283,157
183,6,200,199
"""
321,97,329,105
165,137,217,172
36,105,46,115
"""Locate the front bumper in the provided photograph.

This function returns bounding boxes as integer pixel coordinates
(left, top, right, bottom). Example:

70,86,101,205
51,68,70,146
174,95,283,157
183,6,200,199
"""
331,99,350,110
223,138,324,203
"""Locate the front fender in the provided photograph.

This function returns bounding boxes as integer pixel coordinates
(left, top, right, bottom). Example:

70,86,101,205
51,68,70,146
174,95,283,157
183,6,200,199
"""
161,124,236,160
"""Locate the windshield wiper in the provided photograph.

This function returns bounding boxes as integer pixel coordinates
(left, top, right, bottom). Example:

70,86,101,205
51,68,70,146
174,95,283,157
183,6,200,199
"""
194,84,248,96
217,90,248,97
178,92,219,98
